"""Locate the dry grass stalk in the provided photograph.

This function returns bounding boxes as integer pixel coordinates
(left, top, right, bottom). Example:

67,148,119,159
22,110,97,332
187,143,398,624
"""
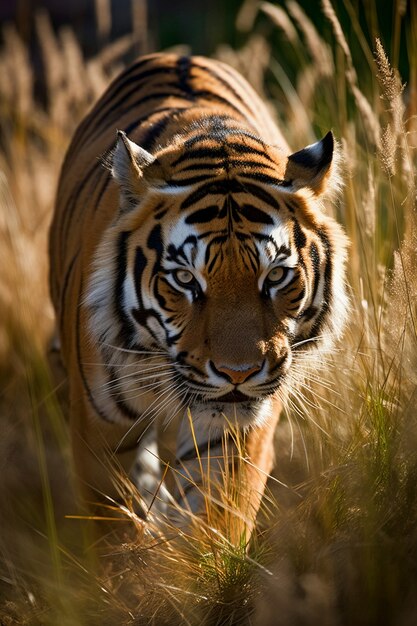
35,10,66,126
375,38,407,180
260,2,299,46
1,24,33,121
380,123,397,176
94,33,135,69
215,34,271,100
322,0,380,147
95,0,112,46
287,0,333,78
236,0,259,33
321,0,353,68
363,165,376,237
388,198,417,360
60,26,90,113
132,0,149,55
34,10,135,134
350,81,381,147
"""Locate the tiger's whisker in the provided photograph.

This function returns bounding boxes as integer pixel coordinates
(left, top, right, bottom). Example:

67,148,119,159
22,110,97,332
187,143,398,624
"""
101,342,168,356
120,377,185,403
114,383,187,452
97,370,176,393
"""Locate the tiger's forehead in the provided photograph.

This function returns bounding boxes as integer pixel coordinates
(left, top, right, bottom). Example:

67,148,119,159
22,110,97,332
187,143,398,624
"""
163,196,295,274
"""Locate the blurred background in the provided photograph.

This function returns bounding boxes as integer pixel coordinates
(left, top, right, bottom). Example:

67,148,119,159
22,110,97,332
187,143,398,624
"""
1,1,417,625
0,0,411,70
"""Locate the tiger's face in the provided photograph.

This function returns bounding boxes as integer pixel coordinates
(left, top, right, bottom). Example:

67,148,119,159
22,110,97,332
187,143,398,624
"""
88,128,348,428
154,207,296,403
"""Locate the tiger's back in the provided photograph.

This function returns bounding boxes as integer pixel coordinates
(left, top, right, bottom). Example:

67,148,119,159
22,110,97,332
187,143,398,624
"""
50,53,348,532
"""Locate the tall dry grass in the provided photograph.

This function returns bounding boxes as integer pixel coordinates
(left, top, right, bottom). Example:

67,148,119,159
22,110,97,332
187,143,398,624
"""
1,2,417,625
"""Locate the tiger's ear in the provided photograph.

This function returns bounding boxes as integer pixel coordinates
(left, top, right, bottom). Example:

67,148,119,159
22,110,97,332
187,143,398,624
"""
284,131,337,196
111,130,164,209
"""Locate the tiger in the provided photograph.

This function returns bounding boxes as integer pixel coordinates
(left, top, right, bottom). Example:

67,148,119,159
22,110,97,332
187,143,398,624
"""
49,53,349,536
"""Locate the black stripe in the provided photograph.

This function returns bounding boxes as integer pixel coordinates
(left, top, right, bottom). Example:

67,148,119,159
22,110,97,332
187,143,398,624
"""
251,233,283,252
63,56,157,166
184,131,267,153
205,234,227,268
227,158,277,170
98,89,188,129
239,204,274,224
132,236,167,343
75,89,187,167
292,218,307,251
190,89,249,117
177,55,194,99
147,225,164,293
316,230,332,305
180,178,244,209
298,241,321,322
125,107,178,151
289,286,306,305
59,165,105,260
180,178,281,214
65,59,171,165
60,104,179,250
113,391,143,421
172,145,229,167
168,174,215,187
310,229,333,336
244,242,260,273
214,59,264,107
178,162,225,172
308,242,321,306
195,63,248,106
175,353,208,379
72,70,182,154
166,328,185,347
154,207,169,219
59,249,80,328
115,231,136,346
133,245,147,309
222,139,270,154
237,181,281,210
285,198,300,212
240,171,286,186
177,433,227,463
76,276,113,422
185,206,218,224
131,308,164,343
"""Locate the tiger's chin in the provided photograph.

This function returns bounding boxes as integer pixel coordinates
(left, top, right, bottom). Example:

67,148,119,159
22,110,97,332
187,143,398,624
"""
186,396,275,430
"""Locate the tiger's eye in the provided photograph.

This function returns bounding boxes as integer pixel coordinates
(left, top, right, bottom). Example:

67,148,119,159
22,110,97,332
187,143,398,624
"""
266,266,286,285
174,269,195,285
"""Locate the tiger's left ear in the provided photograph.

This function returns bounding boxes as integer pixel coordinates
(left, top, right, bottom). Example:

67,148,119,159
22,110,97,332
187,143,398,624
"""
111,130,165,209
284,131,338,196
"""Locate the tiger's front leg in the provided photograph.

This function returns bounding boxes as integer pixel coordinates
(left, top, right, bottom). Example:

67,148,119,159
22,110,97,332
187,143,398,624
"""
68,380,150,521
166,402,281,540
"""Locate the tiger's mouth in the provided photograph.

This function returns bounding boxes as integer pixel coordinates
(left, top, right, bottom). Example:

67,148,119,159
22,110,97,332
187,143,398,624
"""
187,389,256,404
215,390,252,403
182,382,254,403
180,372,284,404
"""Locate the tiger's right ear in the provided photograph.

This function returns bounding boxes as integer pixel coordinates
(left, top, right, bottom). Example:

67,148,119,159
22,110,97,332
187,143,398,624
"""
110,130,164,209
283,131,338,196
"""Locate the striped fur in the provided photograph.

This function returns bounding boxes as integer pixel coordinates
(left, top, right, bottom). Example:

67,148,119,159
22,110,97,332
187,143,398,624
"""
49,53,349,530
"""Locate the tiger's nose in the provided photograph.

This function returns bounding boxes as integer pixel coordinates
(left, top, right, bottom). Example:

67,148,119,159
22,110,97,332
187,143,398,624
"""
210,362,263,384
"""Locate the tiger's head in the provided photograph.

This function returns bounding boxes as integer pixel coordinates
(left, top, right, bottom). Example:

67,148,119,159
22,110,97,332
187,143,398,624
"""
87,121,348,428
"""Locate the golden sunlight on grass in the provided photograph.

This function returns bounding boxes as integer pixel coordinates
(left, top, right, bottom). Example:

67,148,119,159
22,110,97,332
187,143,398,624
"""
1,2,416,624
